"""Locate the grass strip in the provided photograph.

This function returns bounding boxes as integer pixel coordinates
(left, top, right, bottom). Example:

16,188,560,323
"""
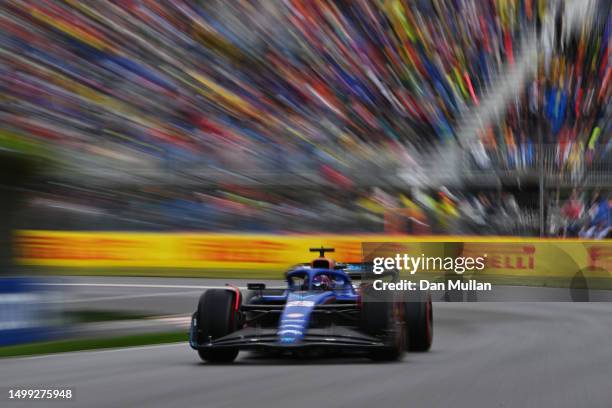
0,331,187,358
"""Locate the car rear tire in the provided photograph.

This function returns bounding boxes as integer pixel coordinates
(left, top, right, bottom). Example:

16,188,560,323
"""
196,289,240,363
361,287,405,361
361,297,392,335
369,318,405,362
405,293,433,352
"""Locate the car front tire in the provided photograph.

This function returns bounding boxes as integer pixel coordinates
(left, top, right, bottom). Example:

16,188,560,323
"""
196,289,240,363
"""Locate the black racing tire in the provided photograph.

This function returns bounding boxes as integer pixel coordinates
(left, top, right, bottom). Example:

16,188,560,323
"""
361,287,405,361
197,348,238,363
361,287,393,336
368,316,405,362
361,298,392,335
405,292,433,352
196,289,240,363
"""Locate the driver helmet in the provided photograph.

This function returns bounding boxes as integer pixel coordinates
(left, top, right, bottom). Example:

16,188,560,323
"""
312,274,332,291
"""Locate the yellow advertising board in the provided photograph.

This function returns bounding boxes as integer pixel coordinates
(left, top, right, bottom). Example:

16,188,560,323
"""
13,230,612,278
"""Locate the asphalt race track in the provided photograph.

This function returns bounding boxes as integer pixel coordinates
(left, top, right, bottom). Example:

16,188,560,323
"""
2,277,612,407
29,275,612,315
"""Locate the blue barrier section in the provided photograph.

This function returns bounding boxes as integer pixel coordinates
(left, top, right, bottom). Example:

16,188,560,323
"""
0,277,55,346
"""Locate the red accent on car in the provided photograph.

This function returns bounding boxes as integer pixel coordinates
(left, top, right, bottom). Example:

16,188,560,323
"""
225,284,241,311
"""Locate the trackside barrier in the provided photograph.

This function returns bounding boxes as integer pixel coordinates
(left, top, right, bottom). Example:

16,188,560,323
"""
0,277,60,345
12,231,612,279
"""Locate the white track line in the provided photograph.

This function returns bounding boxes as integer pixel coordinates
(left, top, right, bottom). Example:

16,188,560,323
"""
42,290,205,304
31,283,248,290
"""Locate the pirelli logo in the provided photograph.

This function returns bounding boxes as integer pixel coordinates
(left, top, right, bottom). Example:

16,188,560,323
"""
12,232,612,278
463,245,536,270
587,246,612,271
15,235,144,261
183,239,287,263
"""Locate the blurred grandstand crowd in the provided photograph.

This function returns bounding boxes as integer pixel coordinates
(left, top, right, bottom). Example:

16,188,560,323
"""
551,189,612,238
1,1,539,169
19,184,538,235
475,2,610,177
0,1,609,236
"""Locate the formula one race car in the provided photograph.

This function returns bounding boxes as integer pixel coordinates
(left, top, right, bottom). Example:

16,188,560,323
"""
190,248,432,363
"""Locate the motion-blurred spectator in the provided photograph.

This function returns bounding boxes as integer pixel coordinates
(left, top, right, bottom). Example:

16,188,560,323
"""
587,190,610,227
561,189,583,236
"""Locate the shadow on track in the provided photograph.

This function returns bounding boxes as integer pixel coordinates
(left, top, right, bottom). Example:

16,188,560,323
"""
195,351,408,366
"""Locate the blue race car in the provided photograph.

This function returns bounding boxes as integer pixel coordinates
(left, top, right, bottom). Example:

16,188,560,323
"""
190,248,432,362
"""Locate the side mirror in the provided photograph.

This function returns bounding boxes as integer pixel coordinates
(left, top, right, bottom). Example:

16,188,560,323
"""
247,283,266,291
